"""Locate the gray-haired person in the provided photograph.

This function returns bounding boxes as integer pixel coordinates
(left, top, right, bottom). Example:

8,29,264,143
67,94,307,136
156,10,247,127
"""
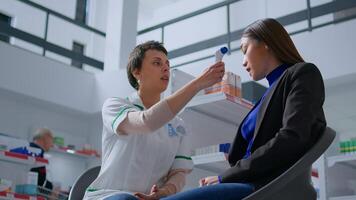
30,128,54,193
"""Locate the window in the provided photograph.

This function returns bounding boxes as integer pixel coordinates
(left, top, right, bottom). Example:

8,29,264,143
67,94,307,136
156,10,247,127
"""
0,13,11,43
75,0,88,24
71,42,85,69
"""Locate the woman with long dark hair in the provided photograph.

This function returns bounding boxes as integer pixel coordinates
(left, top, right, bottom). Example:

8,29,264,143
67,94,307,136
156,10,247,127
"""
161,18,326,200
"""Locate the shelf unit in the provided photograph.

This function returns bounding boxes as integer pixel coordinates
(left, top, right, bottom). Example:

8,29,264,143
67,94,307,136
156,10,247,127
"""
0,151,48,167
186,92,252,125
192,152,229,173
323,153,356,199
0,151,49,199
49,147,100,159
171,69,253,188
0,192,45,200
181,92,252,149
171,69,252,148
327,154,356,167
329,195,356,200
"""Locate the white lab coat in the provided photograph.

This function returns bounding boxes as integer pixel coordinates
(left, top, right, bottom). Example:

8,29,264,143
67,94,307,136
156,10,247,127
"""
84,92,193,200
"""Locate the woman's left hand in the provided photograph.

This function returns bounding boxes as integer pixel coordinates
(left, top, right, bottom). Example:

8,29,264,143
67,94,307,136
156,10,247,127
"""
134,192,159,200
199,176,219,187
134,185,160,200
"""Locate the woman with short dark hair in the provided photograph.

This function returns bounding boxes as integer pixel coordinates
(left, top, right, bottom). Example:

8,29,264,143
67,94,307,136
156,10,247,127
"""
84,41,225,200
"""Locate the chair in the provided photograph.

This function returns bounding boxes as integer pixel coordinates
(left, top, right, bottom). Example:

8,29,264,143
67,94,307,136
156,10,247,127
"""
243,127,335,200
68,166,101,200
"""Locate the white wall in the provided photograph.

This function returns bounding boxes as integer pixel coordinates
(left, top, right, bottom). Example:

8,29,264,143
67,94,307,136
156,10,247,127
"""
0,39,137,114
0,42,96,113
0,40,135,187
0,86,98,190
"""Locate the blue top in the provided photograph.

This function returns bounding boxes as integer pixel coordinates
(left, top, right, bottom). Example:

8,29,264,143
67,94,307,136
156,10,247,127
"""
241,64,289,159
30,142,45,157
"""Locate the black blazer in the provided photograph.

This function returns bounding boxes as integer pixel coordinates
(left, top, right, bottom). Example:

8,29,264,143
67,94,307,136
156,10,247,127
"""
220,62,326,189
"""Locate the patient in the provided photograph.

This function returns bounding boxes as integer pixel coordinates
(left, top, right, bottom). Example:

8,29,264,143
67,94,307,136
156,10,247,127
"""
161,18,326,200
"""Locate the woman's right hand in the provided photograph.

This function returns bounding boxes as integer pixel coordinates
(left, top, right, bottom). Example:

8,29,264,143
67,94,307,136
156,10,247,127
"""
194,61,225,91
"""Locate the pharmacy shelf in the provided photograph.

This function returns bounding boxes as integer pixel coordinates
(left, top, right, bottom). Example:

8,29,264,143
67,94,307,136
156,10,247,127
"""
0,191,45,200
192,152,230,173
327,154,356,167
0,151,48,167
49,147,100,159
329,195,356,200
182,92,253,149
186,92,252,125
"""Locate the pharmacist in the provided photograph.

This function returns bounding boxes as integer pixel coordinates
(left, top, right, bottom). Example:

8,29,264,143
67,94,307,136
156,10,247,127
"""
84,41,225,200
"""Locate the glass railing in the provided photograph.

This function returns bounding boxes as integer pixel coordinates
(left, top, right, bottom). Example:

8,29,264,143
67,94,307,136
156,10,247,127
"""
136,0,356,68
0,0,105,70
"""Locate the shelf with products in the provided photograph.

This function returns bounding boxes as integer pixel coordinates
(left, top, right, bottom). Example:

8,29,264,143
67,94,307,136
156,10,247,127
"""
329,195,356,200
170,69,254,188
315,134,356,199
49,147,100,159
324,155,356,199
192,152,229,173
0,191,46,200
180,92,252,150
185,92,253,126
0,151,48,167
327,154,356,168
171,69,252,149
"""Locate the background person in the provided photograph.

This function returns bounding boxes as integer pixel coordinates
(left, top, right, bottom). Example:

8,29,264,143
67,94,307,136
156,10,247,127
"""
30,128,54,194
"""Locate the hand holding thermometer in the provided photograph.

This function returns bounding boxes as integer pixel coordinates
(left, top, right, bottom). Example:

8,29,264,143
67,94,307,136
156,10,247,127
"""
215,47,229,62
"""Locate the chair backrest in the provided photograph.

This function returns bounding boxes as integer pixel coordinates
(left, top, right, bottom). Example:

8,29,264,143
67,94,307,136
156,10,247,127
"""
243,127,335,200
68,166,101,200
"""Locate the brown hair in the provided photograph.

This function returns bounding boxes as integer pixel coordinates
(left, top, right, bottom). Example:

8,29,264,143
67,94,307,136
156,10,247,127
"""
242,18,304,65
127,41,168,90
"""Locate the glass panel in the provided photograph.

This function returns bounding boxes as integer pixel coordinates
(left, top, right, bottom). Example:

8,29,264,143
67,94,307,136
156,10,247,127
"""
31,0,77,19
46,50,71,65
47,15,105,62
266,0,307,18
164,7,227,51
170,45,226,67
136,29,162,44
12,38,43,55
310,0,333,7
311,13,333,27
0,0,46,38
230,0,266,32
138,0,224,31
230,39,241,50
284,20,308,33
